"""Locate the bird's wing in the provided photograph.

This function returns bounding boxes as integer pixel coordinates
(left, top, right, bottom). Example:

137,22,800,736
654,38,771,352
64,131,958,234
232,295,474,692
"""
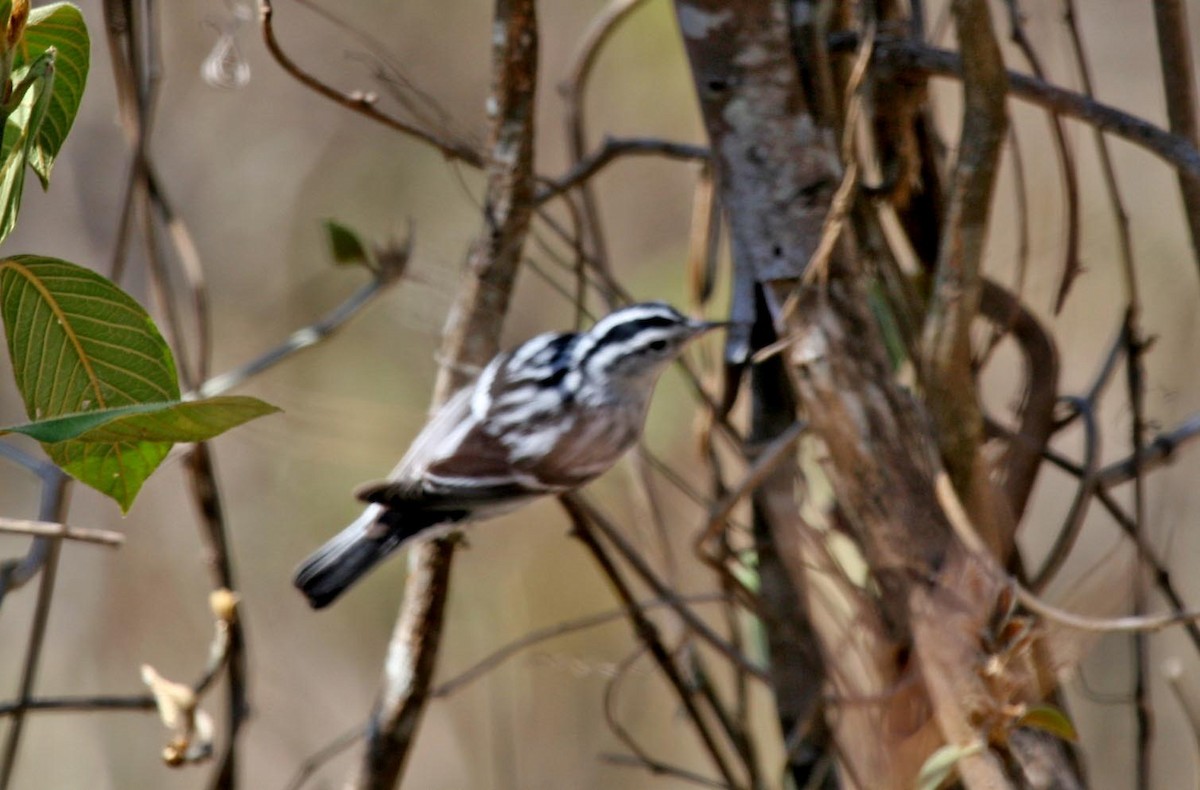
385,375,484,482
357,422,555,508
357,354,561,507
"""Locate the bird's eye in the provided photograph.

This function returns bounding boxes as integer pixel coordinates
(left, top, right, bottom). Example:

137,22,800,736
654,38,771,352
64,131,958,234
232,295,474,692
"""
648,339,668,352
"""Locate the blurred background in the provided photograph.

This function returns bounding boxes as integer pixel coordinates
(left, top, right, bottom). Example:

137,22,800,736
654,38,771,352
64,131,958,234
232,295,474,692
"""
0,0,1198,787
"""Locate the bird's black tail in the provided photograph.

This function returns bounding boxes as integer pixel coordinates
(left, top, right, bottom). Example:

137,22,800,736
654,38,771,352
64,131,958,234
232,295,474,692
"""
294,507,453,609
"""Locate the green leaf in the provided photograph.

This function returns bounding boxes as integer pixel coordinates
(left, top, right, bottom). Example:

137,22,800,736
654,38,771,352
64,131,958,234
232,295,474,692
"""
0,4,88,241
0,255,181,509
0,48,52,243
20,2,89,186
1017,704,1078,743
2,397,278,508
916,741,984,790
323,219,374,267
0,396,280,443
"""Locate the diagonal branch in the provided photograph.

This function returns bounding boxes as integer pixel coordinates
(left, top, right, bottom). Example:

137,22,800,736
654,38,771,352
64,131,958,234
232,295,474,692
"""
258,0,483,168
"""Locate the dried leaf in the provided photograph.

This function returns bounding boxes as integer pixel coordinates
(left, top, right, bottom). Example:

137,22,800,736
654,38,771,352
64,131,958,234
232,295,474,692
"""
141,664,214,766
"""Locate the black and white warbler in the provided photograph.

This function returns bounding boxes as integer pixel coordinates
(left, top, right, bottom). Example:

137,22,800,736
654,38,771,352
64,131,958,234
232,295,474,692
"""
294,302,725,608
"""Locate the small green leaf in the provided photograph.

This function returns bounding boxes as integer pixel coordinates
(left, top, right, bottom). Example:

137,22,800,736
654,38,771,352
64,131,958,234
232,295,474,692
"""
21,2,89,185
323,219,374,267
916,741,984,790
0,49,52,243
0,397,280,443
1017,704,1079,743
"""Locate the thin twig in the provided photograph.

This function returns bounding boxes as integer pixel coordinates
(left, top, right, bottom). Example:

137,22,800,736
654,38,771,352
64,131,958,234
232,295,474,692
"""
688,651,761,787
258,0,483,168
852,36,1200,179
195,244,411,399
0,470,69,790
1091,487,1200,653
0,695,155,717
1029,397,1099,592
558,0,653,278
561,497,740,789
1015,583,1200,634
694,420,806,558
602,648,657,777
1096,413,1200,488
182,445,247,789
282,724,363,790
537,137,709,204
432,593,728,698
0,518,124,548
1002,0,1081,312
0,448,73,603
1063,0,1154,767
599,751,729,789
800,19,876,286
293,0,480,154
566,494,765,681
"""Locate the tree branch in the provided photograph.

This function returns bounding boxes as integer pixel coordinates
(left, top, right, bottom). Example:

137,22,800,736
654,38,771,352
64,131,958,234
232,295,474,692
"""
350,0,540,786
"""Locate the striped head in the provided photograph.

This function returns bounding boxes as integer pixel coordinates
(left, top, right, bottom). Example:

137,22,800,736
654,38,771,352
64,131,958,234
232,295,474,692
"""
571,302,722,393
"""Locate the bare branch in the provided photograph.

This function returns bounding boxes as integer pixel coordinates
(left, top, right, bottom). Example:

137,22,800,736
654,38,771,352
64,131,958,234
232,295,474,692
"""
258,0,484,168
0,470,69,788
1016,584,1200,634
537,137,709,204
284,724,362,790
560,496,741,788
1096,413,1200,488
857,36,1200,179
599,752,729,788
0,695,155,717
566,494,765,680
432,593,728,699
919,0,1008,509
558,0,653,278
0,519,124,548
194,239,413,399
351,0,540,785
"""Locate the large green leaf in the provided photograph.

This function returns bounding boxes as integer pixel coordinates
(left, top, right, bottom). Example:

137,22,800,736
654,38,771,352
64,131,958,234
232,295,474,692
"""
0,256,178,509
0,397,280,443
0,397,279,507
1,256,180,411
21,2,89,185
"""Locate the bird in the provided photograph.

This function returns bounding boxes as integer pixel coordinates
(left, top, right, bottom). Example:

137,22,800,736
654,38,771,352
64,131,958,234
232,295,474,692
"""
294,302,726,608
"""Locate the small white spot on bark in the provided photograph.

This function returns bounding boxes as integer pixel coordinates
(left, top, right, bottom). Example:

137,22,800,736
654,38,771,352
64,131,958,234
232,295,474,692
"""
790,331,827,366
735,43,770,69
677,5,732,39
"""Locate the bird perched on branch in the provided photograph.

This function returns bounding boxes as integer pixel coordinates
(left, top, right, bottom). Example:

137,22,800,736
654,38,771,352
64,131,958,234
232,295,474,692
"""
294,302,726,608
